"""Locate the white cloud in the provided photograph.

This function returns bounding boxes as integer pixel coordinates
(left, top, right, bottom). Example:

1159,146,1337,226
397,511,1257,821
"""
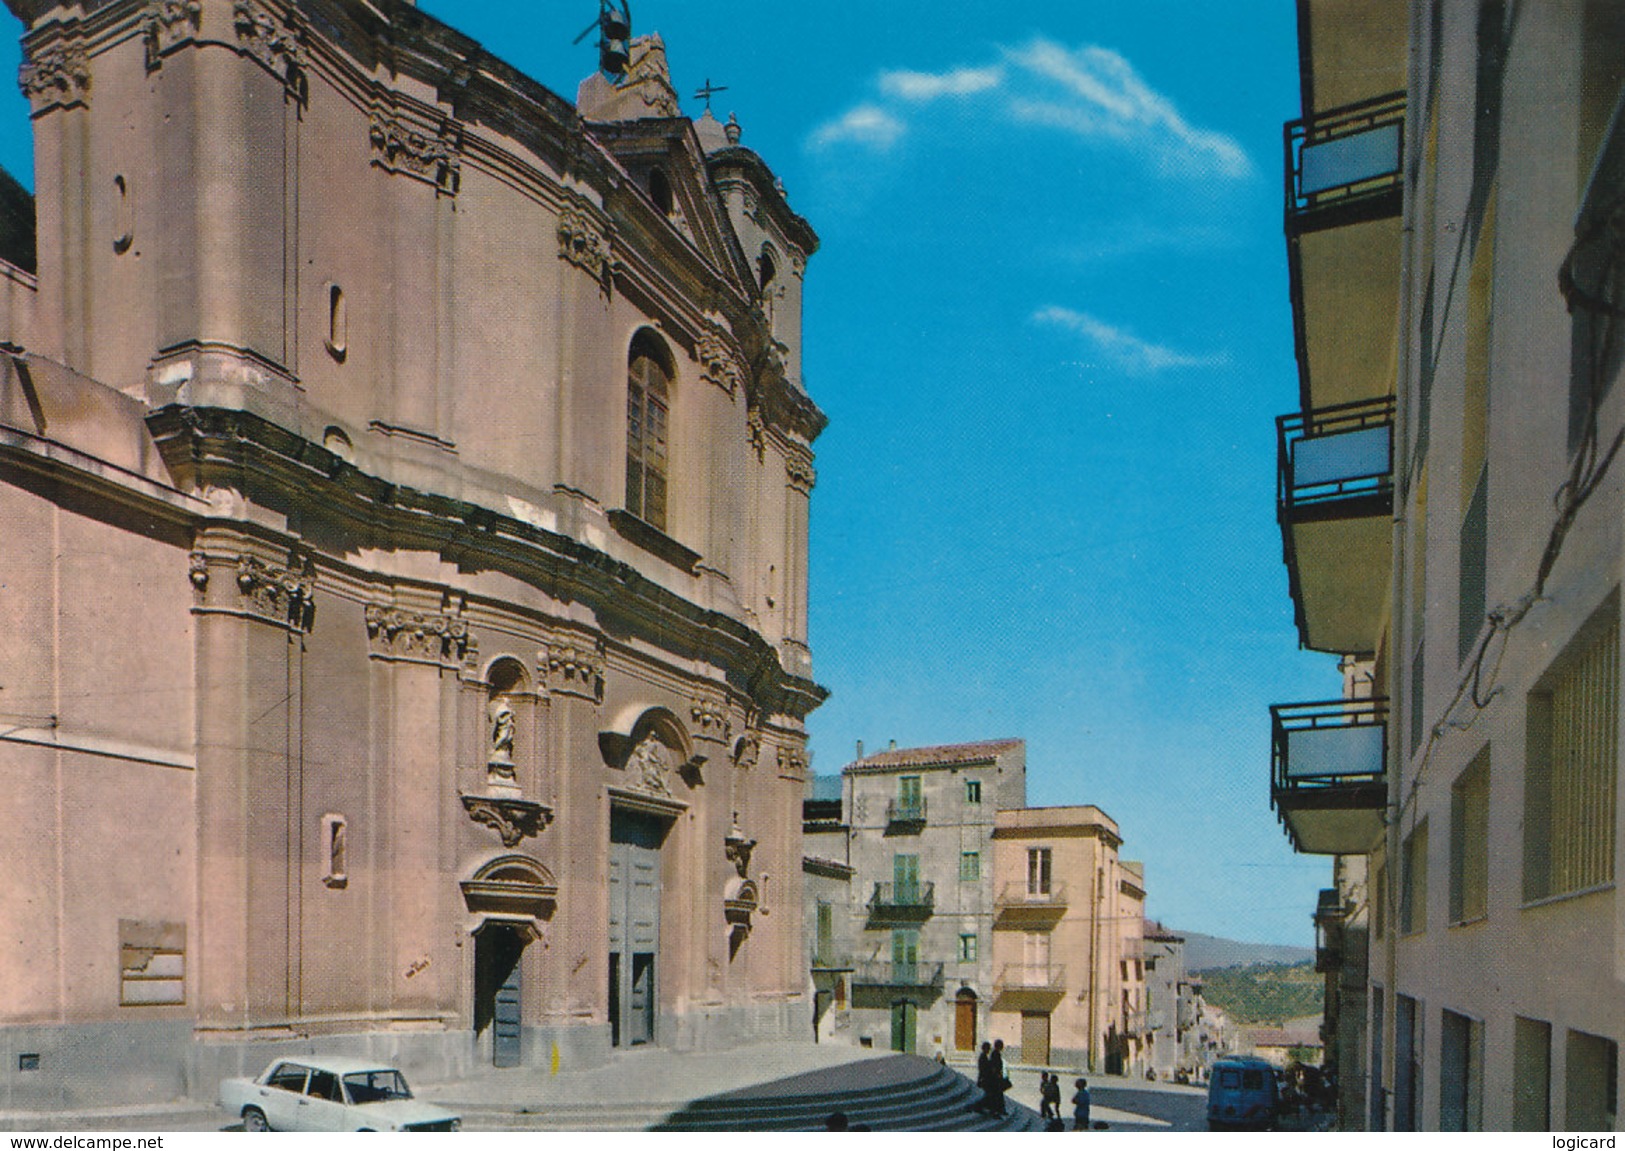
1032,306,1226,375
807,104,907,152
879,66,1004,101
1004,40,1250,179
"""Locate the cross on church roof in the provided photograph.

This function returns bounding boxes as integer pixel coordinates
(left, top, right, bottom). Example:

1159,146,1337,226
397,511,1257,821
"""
694,77,729,111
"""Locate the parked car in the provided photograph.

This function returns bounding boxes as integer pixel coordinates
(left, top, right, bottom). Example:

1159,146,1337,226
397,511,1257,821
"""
219,1056,461,1131
1206,1056,1280,1130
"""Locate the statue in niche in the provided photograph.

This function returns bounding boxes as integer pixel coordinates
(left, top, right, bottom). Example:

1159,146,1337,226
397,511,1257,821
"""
628,733,672,796
487,695,516,781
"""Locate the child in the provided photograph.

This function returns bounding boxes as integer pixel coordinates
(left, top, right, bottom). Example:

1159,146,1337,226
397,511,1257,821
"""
1072,1078,1091,1131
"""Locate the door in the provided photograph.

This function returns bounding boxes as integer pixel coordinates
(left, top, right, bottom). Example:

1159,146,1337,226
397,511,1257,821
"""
1023,931,1051,986
891,1000,917,1053
891,927,919,983
474,924,525,1067
610,808,666,1047
955,991,978,1051
1022,1011,1052,1065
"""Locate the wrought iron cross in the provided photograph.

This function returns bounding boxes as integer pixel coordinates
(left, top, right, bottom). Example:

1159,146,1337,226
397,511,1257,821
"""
694,77,729,111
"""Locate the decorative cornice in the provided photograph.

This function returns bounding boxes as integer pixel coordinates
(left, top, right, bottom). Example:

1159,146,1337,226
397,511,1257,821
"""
368,109,461,195
364,603,469,664
461,793,553,849
558,199,614,295
145,0,202,68
232,0,303,91
543,638,604,702
19,42,90,112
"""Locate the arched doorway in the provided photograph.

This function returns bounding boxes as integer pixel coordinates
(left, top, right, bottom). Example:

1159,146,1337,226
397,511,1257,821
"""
955,988,979,1051
473,923,525,1068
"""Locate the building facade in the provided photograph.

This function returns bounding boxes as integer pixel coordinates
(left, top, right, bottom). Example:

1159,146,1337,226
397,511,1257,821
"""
802,774,854,1044
1269,0,1625,1130
0,0,824,1109
840,740,1025,1057
988,806,1142,1072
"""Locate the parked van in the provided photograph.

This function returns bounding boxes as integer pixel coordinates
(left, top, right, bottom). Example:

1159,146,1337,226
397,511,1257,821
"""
1206,1057,1280,1130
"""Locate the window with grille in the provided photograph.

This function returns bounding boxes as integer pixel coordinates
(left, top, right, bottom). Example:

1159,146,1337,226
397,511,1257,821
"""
1449,750,1489,924
1524,612,1619,901
625,338,671,531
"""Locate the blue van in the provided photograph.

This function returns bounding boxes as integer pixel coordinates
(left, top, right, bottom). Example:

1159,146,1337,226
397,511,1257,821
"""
1206,1057,1280,1130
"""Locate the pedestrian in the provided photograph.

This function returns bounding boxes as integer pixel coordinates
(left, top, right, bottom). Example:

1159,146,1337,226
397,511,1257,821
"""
1038,1072,1053,1121
975,1041,995,1115
1042,1072,1062,1121
1072,1078,1091,1131
990,1039,1008,1117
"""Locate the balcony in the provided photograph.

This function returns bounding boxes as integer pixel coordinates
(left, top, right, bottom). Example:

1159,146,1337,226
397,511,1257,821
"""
1284,93,1405,414
1277,397,1395,655
851,961,944,991
993,882,1068,928
867,881,935,921
885,797,927,832
993,964,1067,1011
1270,698,1388,855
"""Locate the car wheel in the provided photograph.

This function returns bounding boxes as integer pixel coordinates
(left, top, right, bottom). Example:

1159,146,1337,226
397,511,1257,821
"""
242,1108,269,1132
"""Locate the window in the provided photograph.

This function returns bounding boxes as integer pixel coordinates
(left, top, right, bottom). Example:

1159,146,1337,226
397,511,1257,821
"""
897,775,923,819
1524,610,1619,901
959,851,980,882
322,813,347,889
625,334,672,531
815,902,834,967
1512,1016,1551,1131
648,167,674,216
1400,821,1428,935
1458,190,1495,664
1567,1030,1619,1131
1373,862,1387,939
268,1063,309,1092
965,779,981,804
1449,750,1489,923
893,854,920,903
957,933,977,963
1027,847,1052,897
1439,1009,1484,1130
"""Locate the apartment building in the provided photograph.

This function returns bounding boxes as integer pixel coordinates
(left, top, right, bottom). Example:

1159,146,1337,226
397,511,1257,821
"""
1269,0,1625,1130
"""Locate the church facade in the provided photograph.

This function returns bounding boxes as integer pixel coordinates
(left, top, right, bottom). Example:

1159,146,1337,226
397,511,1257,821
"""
0,0,824,1108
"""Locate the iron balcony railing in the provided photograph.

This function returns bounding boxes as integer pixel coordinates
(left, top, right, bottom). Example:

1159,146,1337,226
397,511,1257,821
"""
1270,698,1389,801
868,881,935,914
994,882,1069,911
1284,91,1405,233
1277,396,1396,519
994,964,1067,995
851,961,945,990
885,797,928,828
811,951,854,972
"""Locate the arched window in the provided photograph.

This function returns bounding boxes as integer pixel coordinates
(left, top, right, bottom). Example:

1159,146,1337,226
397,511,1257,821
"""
625,333,672,531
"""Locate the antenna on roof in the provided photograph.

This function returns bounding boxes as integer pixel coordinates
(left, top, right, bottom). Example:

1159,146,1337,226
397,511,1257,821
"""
573,0,633,80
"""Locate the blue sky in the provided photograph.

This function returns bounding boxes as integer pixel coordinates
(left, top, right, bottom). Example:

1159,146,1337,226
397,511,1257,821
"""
0,3,1342,945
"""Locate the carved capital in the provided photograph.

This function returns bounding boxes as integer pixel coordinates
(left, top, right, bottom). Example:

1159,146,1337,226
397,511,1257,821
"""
368,110,461,194
689,695,731,744
785,451,816,494
235,554,315,630
233,0,303,90
557,202,613,295
364,604,469,664
543,638,604,701
697,323,744,399
145,0,202,68
19,42,90,112
777,743,808,780
461,794,553,849
732,733,760,772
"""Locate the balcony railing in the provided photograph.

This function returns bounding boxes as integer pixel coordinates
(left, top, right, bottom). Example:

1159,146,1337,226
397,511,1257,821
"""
1278,397,1395,518
994,964,1067,996
1270,698,1389,855
811,950,853,972
868,881,935,917
1284,92,1405,234
994,882,1068,910
885,797,927,829
851,961,945,990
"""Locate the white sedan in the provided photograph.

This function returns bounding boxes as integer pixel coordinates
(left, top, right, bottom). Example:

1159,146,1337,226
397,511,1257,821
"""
219,1056,461,1131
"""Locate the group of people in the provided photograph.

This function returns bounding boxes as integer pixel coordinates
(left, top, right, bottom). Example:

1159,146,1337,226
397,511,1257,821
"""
975,1040,1093,1130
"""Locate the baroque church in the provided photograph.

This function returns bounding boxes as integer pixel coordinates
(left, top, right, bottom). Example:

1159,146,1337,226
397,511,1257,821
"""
0,0,824,1107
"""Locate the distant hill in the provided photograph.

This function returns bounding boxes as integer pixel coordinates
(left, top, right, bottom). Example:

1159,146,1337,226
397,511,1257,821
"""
1180,931,1314,973
1196,961,1323,1026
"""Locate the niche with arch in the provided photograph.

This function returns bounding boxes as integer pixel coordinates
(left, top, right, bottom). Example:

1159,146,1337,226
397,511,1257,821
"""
484,657,530,788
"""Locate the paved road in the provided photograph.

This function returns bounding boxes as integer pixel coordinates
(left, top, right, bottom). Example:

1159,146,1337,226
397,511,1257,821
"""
1089,1083,1208,1132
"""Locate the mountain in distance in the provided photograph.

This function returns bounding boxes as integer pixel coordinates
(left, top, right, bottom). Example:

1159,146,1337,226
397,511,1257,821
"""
1179,930,1314,973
